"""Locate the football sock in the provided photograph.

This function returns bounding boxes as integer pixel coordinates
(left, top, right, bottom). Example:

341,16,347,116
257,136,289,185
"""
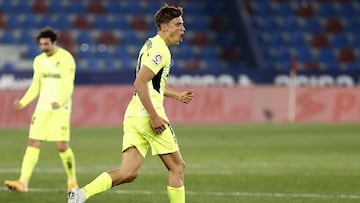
167,186,185,203
59,148,77,183
82,172,112,199
19,146,40,183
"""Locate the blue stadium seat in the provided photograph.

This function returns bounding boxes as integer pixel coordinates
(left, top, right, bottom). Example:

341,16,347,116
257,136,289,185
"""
110,15,129,30
296,46,312,63
317,48,338,69
344,18,360,32
274,46,291,62
317,3,337,17
24,45,40,58
287,32,306,47
66,2,86,14
21,14,37,29
0,1,14,13
14,2,31,13
302,18,322,33
275,3,293,17
18,32,34,44
254,2,272,16
93,16,111,30
48,1,64,13
177,44,195,60
53,16,72,30
77,32,93,44
198,47,218,61
6,14,22,29
331,33,349,48
268,31,285,46
1,31,17,43
122,31,138,45
36,16,53,28
104,2,123,14
261,17,278,32
337,3,355,17
281,16,299,32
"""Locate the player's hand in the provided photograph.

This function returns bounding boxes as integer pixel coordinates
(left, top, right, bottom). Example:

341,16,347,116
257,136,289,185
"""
51,102,60,109
178,89,194,104
13,99,23,110
151,116,168,134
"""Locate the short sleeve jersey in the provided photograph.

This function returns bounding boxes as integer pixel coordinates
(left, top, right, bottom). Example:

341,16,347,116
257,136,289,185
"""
124,35,171,119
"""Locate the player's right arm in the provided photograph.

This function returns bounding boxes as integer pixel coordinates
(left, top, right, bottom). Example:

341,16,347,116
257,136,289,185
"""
14,58,41,110
134,65,168,134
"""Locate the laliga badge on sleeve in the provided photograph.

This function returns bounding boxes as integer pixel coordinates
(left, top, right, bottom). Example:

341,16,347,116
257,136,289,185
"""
152,53,163,66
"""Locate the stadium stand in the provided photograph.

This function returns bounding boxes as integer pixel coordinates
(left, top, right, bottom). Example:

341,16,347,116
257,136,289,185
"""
247,0,360,71
0,0,241,71
1,0,359,72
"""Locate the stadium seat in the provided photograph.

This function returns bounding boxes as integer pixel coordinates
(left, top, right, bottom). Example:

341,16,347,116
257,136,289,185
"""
130,16,149,31
296,46,313,63
337,3,356,17
331,33,349,48
337,48,356,63
324,18,343,33
310,33,329,48
0,13,6,28
32,2,48,13
87,2,105,14
295,3,314,17
92,16,111,30
190,32,209,46
6,14,22,29
317,3,337,17
104,2,123,14
73,16,92,30
275,3,293,17
302,18,322,33
1,31,17,43
18,32,35,44
66,2,86,14
97,31,117,45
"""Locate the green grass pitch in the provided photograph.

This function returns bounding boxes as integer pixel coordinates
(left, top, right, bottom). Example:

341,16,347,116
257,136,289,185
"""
1,124,360,203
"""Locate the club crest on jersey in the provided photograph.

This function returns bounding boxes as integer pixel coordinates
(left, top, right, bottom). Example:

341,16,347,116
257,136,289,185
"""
152,53,163,66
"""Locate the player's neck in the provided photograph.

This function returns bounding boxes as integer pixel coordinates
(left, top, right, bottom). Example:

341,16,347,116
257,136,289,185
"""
158,31,170,47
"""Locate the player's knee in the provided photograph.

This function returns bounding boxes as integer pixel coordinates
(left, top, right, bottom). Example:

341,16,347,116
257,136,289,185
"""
172,161,186,175
123,171,139,183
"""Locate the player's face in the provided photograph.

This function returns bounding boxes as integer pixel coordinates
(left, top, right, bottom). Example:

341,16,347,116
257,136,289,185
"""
38,38,57,56
165,16,185,45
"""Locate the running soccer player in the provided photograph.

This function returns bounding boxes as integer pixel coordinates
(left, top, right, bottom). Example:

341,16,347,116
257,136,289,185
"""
4,28,78,193
68,4,194,203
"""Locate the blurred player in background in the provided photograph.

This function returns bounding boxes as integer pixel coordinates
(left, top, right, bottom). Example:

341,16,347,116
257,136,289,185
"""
68,4,193,203
4,28,78,193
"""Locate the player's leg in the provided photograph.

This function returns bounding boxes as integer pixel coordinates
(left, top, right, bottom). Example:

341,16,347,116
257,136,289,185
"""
4,139,42,192
68,147,144,203
159,151,186,203
57,141,78,191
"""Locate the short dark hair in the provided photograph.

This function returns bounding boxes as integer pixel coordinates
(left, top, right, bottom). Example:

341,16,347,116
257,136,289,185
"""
154,3,183,29
36,28,57,43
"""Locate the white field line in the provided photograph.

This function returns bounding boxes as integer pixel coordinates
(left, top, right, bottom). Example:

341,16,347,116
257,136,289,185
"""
1,187,360,200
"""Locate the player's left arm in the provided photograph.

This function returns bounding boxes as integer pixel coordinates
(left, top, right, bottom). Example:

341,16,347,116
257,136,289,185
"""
164,87,194,104
54,53,76,108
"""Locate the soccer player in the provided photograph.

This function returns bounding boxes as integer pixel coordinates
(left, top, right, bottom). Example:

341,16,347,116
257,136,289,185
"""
4,28,78,193
68,4,193,203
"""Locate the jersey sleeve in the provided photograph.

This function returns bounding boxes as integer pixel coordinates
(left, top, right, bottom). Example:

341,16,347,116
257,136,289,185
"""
56,52,76,106
19,57,41,107
141,46,166,75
